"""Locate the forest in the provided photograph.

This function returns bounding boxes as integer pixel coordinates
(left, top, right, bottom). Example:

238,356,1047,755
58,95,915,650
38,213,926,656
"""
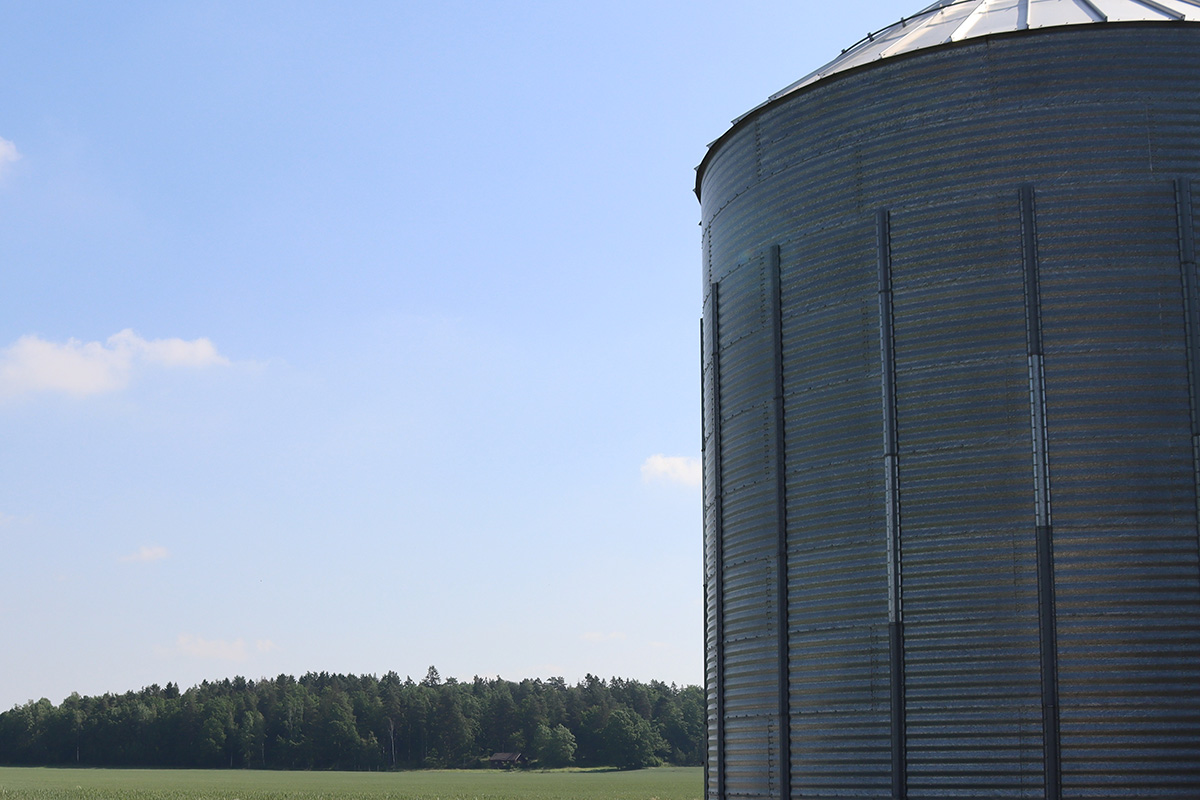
0,669,704,771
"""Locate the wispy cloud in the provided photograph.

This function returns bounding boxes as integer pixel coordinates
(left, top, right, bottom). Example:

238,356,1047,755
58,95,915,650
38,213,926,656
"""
157,635,278,662
640,454,701,488
169,634,249,662
119,545,169,563
0,137,19,178
0,329,230,398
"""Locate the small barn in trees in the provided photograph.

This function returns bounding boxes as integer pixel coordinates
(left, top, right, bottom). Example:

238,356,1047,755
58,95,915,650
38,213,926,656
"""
487,752,527,769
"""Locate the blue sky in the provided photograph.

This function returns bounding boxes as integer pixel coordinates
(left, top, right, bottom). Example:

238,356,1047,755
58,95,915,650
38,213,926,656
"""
0,0,906,710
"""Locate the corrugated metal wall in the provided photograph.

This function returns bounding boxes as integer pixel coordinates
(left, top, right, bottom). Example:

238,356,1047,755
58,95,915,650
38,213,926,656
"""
699,24,1200,800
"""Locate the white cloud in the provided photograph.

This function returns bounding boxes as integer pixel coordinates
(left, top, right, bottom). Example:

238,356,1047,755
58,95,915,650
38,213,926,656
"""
0,329,230,397
0,137,19,178
107,329,228,368
155,634,277,662
640,454,701,488
119,545,169,563
171,634,248,662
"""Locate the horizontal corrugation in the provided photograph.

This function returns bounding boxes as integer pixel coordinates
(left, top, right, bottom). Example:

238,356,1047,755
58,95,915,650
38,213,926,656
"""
722,28,1200,226
723,713,776,799
718,405,769,485
787,626,890,704
785,302,879,387
776,215,890,791
1194,172,1200,246
1036,185,1191,520
781,384,880,468
789,625,892,795
699,120,760,227
1031,183,1200,795
700,22,1200,800
888,194,1045,795
723,557,777,640
707,251,784,800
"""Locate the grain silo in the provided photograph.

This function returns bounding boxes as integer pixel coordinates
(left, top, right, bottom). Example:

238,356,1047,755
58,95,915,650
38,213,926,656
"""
697,2,1200,798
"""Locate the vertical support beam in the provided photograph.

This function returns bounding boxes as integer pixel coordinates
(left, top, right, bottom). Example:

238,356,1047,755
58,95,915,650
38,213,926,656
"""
699,316,710,798
705,282,726,800
1175,178,1200,578
1171,178,1200,551
1020,184,1061,800
767,245,792,800
876,210,907,800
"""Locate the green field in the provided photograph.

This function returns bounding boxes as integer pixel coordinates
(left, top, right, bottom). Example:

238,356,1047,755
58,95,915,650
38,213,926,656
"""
0,766,702,800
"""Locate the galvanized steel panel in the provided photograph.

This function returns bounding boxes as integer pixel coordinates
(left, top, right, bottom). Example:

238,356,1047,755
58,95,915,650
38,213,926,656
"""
1033,182,1200,796
888,194,1046,797
700,19,1200,800
706,253,787,800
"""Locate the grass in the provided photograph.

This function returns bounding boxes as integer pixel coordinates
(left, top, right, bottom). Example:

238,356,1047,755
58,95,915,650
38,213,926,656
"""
0,766,702,800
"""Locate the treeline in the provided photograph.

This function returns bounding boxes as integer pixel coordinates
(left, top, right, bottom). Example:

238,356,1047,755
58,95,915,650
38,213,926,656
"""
0,668,703,771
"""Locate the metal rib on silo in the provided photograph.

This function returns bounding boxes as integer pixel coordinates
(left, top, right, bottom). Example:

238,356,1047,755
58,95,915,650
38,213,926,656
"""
876,209,908,799
1019,184,1062,800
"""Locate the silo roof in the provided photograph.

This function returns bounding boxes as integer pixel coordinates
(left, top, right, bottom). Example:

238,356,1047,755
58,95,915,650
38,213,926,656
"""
743,0,1200,119
699,0,1200,196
